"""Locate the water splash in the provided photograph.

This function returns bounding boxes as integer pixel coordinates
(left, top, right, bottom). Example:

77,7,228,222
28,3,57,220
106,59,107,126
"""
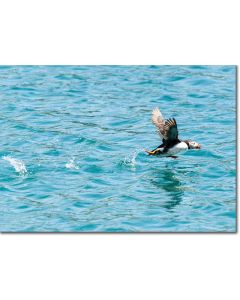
122,148,143,167
3,156,27,175
65,158,79,170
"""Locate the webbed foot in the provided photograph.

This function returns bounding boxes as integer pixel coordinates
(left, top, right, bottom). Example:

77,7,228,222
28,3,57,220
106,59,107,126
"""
144,149,160,155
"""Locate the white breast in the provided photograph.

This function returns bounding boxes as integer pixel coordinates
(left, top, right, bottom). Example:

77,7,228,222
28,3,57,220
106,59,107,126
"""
166,142,188,156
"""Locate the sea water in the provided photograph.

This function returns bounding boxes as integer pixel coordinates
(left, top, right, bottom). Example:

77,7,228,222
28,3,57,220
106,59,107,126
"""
0,65,236,232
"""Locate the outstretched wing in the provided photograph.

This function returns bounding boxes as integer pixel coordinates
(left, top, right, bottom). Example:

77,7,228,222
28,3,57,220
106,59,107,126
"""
152,107,167,140
164,118,178,141
152,107,179,142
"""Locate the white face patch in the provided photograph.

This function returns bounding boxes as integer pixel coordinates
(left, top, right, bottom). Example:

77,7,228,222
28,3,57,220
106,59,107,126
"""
190,142,196,147
189,141,200,149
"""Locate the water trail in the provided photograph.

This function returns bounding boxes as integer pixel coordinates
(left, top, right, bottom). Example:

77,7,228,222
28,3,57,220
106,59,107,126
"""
3,156,27,175
65,158,79,170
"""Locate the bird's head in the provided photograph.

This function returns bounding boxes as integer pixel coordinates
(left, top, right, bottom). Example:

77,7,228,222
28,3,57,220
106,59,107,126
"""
185,140,201,149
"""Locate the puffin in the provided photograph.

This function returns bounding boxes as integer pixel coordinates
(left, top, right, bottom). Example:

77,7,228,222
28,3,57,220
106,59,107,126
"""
145,107,201,158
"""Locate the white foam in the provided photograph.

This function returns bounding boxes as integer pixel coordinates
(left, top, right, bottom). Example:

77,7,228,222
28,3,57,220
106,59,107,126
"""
65,158,79,170
3,156,27,175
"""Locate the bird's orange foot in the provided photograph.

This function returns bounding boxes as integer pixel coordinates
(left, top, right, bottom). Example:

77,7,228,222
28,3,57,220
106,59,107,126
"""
144,149,158,155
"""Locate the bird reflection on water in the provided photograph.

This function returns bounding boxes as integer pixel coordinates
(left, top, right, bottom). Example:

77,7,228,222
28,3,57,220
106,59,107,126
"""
149,162,190,210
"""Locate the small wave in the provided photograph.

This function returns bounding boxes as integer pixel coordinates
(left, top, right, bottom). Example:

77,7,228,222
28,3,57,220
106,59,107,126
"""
65,158,79,170
3,156,27,175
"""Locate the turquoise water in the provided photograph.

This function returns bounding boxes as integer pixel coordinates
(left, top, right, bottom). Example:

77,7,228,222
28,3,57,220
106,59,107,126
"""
0,65,236,232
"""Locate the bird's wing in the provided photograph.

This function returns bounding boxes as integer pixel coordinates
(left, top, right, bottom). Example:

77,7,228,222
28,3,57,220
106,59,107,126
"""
152,108,179,142
164,118,178,141
152,107,167,140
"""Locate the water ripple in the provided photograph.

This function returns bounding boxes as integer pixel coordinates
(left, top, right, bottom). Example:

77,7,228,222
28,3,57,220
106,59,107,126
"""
0,65,236,232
